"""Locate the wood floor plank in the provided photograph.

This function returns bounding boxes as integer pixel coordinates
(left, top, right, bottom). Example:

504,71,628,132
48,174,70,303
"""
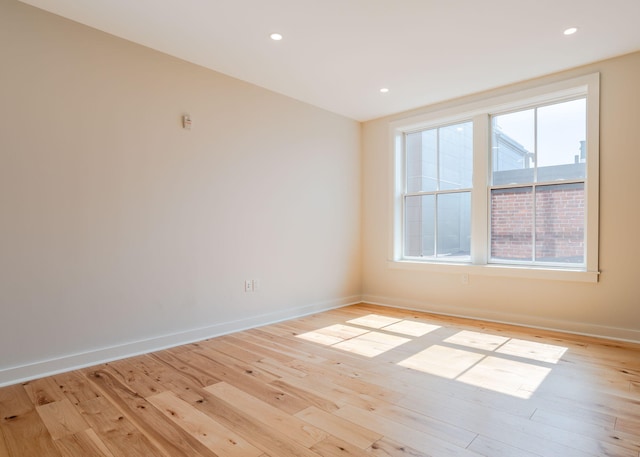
54,429,116,457
200,337,264,364
222,334,304,365
466,435,543,457
617,417,640,435
183,387,327,457
244,328,328,363
23,377,67,407
75,396,164,457
1,410,62,457
531,382,640,424
205,382,328,448
36,398,89,440
128,354,210,404
270,375,364,411
99,359,167,398
310,436,373,457
53,371,102,405
295,405,382,449
531,407,638,455
0,384,35,419
254,357,308,379
531,407,616,436
0,384,62,456
286,358,405,404
190,347,280,385
173,349,311,415
0,428,10,457
334,404,481,456
267,377,342,413
150,351,222,388
368,438,432,457
147,390,263,457
363,401,478,449
271,360,406,414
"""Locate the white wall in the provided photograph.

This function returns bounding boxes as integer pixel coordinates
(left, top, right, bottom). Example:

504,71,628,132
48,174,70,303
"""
0,0,361,385
362,51,640,342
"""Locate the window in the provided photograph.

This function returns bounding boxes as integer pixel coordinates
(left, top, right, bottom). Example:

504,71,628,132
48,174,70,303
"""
404,122,472,261
490,98,586,265
391,74,599,282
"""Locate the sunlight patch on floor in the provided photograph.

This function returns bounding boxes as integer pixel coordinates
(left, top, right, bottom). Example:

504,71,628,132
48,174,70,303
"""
398,344,553,399
457,356,552,398
296,325,369,346
398,345,485,378
398,329,566,398
333,332,411,357
296,315,439,357
347,314,403,329
496,338,567,363
382,320,441,337
296,331,344,346
444,330,509,351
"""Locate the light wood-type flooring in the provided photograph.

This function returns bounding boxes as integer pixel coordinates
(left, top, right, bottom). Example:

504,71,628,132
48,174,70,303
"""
1,303,639,456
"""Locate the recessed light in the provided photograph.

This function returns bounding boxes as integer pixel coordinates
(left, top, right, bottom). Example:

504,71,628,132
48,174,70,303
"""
270,33,283,41
563,27,578,36
380,88,389,93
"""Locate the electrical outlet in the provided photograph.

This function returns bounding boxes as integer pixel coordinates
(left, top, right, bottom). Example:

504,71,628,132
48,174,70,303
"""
252,279,260,292
461,273,469,285
244,279,253,292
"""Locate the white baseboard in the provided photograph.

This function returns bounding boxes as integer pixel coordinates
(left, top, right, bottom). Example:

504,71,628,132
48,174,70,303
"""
361,295,640,344
0,295,361,388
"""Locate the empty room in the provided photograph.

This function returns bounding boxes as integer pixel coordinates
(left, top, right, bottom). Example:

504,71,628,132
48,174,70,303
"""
1,0,639,456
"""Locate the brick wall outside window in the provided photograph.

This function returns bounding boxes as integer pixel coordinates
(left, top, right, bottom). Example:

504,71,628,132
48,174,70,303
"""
491,183,584,262
491,188,533,260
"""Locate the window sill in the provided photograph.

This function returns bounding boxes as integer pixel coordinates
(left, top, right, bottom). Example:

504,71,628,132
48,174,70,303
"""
388,260,600,283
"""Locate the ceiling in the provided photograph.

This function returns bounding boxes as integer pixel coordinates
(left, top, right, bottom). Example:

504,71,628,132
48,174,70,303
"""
19,0,640,121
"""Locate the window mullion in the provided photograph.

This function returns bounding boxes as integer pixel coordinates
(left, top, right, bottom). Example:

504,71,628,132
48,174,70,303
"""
532,184,537,262
471,114,489,265
433,195,438,257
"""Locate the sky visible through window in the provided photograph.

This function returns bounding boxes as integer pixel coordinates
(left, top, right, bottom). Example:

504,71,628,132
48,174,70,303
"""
493,98,586,168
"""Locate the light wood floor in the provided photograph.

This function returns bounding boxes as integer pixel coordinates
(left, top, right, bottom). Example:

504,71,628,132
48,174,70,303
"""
1,304,639,457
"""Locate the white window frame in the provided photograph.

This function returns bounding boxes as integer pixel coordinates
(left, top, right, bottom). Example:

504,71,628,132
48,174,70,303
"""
389,73,600,283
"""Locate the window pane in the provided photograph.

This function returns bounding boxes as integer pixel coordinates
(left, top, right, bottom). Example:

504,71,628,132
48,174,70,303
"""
406,130,437,193
439,122,473,190
491,187,533,261
406,132,421,193
404,195,434,257
422,129,437,191
492,110,534,185
437,192,471,260
535,183,584,263
421,195,435,257
537,99,586,182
